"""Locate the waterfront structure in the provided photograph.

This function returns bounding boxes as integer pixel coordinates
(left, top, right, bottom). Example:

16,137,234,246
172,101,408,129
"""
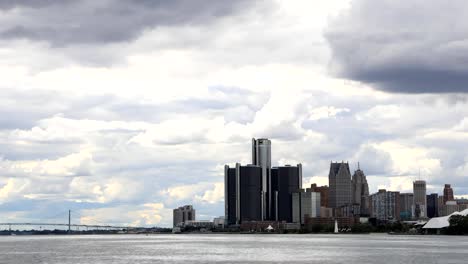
292,189,321,224
224,164,262,225
399,193,414,220
443,184,454,204
184,220,214,229
328,161,352,209
427,193,439,218
369,189,400,221
213,217,225,229
252,138,271,220
173,205,195,227
225,138,303,225
308,184,329,207
271,164,302,222
351,164,370,215
424,208,468,230
413,180,427,218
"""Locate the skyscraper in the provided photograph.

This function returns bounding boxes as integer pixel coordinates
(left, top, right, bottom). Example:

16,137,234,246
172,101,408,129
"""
351,164,370,215
328,161,352,209
399,193,414,220
270,164,302,222
252,138,271,220
224,163,263,225
225,138,303,225
413,180,427,218
427,193,438,218
369,189,400,221
443,184,454,204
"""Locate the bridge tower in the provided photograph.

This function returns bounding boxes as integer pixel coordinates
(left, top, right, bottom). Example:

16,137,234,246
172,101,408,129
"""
68,210,71,234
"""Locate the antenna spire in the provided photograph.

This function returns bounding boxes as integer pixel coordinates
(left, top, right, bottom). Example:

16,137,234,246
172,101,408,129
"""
358,162,360,170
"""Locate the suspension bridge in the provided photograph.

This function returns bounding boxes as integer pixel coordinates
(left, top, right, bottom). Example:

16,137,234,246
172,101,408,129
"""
0,210,149,233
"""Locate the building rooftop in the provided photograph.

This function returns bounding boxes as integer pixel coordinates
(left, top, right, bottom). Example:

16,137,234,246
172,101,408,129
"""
423,209,468,229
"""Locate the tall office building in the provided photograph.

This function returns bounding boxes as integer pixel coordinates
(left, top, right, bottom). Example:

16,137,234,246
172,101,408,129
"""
426,193,439,218
351,164,370,215
173,205,196,227
437,196,445,216
413,180,427,218
369,189,400,221
308,184,329,207
443,184,454,204
399,193,414,220
225,138,303,225
252,138,272,220
224,163,263,225
271,164,302,222
328,161,352,208
292,189,321,224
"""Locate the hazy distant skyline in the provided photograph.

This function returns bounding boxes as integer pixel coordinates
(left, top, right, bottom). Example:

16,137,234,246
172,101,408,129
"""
1,0,468,227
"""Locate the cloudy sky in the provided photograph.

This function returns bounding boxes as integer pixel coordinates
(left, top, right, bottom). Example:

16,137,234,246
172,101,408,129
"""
1,0,468,227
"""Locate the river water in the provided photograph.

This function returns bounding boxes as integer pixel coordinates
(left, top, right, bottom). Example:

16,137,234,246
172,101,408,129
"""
0,233,466,263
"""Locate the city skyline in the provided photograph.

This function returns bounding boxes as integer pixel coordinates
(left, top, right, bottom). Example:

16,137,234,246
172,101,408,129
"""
1,0,468,228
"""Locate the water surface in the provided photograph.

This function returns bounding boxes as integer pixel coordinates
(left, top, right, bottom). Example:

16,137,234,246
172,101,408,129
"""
0,234,466,263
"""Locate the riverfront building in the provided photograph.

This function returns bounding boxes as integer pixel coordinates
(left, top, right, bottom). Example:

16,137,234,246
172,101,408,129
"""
271,165,302,222
173,205,196,227
224,138,302,225
224,164,263,225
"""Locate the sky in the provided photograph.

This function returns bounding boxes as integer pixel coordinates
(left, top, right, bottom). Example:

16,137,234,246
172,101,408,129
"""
1,0,468,228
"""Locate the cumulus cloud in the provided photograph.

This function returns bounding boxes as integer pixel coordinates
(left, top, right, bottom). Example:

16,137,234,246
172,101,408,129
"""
325,0,468,93
2,1,468,227
79,203,171,226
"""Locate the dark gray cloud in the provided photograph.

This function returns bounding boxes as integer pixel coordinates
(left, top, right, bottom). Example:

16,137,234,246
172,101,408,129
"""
0,0,256,46
325,0,468,93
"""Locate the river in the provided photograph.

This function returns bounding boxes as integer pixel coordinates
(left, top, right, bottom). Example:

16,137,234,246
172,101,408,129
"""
0,233,466,263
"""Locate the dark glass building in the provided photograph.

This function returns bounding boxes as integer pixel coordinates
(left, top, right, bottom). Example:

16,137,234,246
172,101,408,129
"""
270,165,302,222
224,163,262,225
224,166,237,225
427,193,439,218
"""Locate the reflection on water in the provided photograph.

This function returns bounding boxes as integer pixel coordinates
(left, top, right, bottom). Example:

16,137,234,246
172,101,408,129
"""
0,234,467,263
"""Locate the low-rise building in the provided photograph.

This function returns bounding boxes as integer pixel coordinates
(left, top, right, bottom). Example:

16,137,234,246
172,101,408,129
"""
184,220,213,229
213,217,225,229
173,205,196,227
